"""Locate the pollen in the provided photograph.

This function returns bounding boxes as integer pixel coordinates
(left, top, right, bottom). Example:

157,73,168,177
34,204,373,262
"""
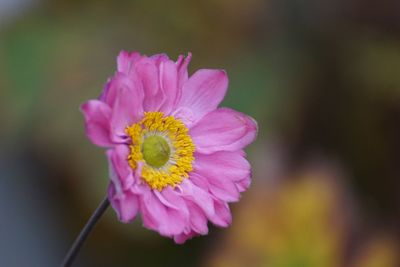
125,112,195,191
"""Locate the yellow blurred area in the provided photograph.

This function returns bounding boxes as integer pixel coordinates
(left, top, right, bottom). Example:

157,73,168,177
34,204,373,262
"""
206,167,399,267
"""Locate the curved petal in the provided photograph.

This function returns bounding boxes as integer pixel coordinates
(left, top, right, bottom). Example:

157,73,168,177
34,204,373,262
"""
117,50,141,74
135,54,183,114
80,100,112,147
109,73,144,139
236,176,251,192
162,187,188,211
135,57,164,111
159,186,190,227
108,183,139,223
180,179,215,217
194,151,251,183
173,231,197,244
136,186,158,229
208,177,240,202
187,202,208,235
190,108,258,154
181,178,233,228
140,187,187,237
190,172,239,202
193,151,251,202
176,52,192,91
158,59,179,115
106,145,135,194
101,51,142,106
99,79,114,105
151,53,169,64
209,199,232,227
175,69,228,126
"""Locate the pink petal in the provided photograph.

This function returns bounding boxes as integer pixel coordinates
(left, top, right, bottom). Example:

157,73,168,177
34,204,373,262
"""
108,183,139,223
99,79,115,106
176,53,192,90
109,73,144,138
236,176,251,192
176,69,228,126
194,151,251,183
106,145,134,194
189,172,209,189
136,186,158,229
180,179,215,217
135,57,164,111
187,202,208,235
190,108,258,154
151,53,169,64
158,60,179,115
155,187,189,219
140,188,187,236
208,176,240,202
209,200,232,227
80,100,113,147
171,107,196,127
173,231,197,244
117,50,141,74
190,171,239,203
140,188,169,232
100,51,141,107
182,177,233,228
154,190,180,210
159,187,190,227
193,151,251,202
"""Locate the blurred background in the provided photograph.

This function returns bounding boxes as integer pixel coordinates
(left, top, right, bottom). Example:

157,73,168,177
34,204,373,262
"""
0,0,399,266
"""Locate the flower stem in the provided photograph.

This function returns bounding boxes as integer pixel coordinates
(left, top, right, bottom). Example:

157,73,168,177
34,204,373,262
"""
61,196,110,267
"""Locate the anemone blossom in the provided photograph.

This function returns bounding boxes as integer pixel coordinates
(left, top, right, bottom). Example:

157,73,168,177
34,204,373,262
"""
81,51,257,243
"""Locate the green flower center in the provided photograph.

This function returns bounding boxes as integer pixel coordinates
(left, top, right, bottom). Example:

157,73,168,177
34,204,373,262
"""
141,135,171,168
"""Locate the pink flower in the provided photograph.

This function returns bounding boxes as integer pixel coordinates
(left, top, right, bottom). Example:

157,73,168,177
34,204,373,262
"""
81,51,257,243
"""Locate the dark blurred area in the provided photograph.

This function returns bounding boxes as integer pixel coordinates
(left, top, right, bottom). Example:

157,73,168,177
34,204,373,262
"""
0,0,399,266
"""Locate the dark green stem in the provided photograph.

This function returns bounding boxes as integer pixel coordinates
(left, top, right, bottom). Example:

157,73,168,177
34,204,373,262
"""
60,196,110,267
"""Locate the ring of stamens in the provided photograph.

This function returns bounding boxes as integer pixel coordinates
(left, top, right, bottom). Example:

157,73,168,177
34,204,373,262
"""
125,112,195,191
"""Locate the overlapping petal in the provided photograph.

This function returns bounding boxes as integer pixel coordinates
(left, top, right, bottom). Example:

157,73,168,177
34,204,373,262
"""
106,145,135,193
194,151,251,183
80,100,112,147
139,187,188,236
134,56,164,111
176,53,192,90
108,184,139,223
109,73,144,138
158,59,179,114
175,69,228,126
117,50,141,74
190,108,258,154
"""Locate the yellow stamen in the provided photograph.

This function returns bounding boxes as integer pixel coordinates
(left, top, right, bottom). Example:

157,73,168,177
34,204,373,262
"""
125,112,195,191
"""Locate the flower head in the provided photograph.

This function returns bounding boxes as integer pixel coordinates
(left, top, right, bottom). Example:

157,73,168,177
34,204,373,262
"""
81,51,257,243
